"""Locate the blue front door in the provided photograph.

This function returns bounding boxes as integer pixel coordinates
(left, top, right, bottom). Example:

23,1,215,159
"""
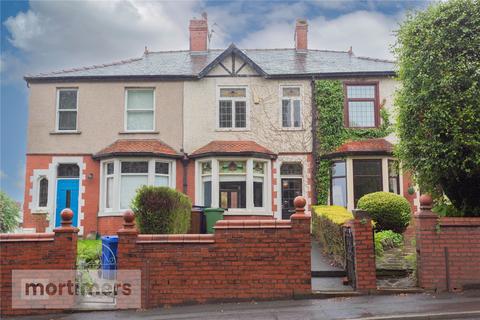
55,179,79,227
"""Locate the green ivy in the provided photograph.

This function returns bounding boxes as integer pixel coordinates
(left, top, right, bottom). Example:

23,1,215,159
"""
315,80,392,205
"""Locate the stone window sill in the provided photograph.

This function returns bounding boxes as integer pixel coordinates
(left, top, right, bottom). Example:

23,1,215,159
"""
50,131,81,135
118,131,160,135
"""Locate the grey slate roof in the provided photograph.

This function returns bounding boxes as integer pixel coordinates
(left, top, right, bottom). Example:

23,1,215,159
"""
25,44,396,81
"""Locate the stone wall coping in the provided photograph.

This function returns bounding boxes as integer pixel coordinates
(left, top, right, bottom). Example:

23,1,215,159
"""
0,233,55,242
137,234,215,244
214,219,292,229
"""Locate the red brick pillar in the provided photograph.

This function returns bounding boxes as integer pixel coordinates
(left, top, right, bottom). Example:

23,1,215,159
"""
116,210,142,308
290,196,312,295
350,210,376,292
52,209,79,309
414,195,441,291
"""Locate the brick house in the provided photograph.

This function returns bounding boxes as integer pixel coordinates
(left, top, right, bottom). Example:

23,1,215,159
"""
22,17,417,236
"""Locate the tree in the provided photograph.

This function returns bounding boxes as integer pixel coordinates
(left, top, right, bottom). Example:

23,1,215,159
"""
0,191,20,232
394,0,480,216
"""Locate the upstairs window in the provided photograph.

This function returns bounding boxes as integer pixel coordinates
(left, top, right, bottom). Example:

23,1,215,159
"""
218,87,247,129
125,89,155,131
345,84,379,128
281,87,301,128
57,89,78,131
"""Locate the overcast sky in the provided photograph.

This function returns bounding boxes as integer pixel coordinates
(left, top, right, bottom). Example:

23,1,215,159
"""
0,0,430,201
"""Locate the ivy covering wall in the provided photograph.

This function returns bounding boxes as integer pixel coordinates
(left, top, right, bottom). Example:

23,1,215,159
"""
314,79,392,205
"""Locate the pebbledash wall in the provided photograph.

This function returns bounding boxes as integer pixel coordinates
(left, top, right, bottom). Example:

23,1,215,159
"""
0,215,78,317
116,199,312,308
415,195,480,292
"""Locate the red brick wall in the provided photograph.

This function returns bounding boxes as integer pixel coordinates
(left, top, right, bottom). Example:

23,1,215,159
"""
81,156,100,235
98,216,124,235
416,209,480,292
117,213,311,308
345,216,377,292
0,227,78,316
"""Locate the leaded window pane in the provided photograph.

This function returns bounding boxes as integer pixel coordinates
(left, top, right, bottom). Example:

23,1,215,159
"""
58,111,77,130
280,163,302,175
293,100,301,127
235,101,246,128
220,88,246,98
201,162,212,175
121,161,149,173
282,99,291,127
57,164,80,178
59,90,77,109
348,101,375,127
106,162,114,175
253,161,265,175
347,85,375,99
155,162,169,175
219,161,246,174
219,100,232,128
353,160,382,206
39,178,48,207
282,87,300,97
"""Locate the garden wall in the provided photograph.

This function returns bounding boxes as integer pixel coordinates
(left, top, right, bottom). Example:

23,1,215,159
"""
416,195,480,292
0,213,78,317
117,198,311,308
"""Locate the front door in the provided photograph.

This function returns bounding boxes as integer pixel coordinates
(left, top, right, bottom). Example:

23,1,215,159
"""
281,178,302,219
55,179,79,227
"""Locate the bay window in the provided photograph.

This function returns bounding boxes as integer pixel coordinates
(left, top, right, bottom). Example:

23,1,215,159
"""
197,158,270,213
353,159,383,206
330,161,347,207
125,88,155,131
100,158,175,214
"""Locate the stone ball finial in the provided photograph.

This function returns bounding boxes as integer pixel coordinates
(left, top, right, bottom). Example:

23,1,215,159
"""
294,196,306,209
123,210,135,224
420,194,433,210
60,208,73,226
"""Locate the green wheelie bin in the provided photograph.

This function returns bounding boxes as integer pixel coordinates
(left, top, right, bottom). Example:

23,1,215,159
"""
204,208,225,234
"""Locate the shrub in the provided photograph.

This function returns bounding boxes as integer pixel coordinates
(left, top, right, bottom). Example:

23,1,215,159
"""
131,186,191,234
375,230,403,252
357,192,411,233
77,239,101,267
395,0,480,215
312,205,353,268
0,191,20,233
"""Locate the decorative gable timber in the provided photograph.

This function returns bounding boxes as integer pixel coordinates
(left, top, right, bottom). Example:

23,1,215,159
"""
198,44,267,78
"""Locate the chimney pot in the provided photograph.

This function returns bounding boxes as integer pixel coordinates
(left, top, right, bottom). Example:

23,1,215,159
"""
189,15,208,53
295,18,308,52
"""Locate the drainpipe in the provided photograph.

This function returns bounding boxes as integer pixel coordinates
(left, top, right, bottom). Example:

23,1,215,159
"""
310,77,318,205
181,150,189,194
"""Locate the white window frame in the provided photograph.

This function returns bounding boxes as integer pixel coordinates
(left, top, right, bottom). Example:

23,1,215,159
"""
279,85,303,130
195,157,271,215
99,158,176,216
124,88,156,132
216,85,250,131
32,174,50,212
56,88,79,132
341,156,403,211
103,161,115,211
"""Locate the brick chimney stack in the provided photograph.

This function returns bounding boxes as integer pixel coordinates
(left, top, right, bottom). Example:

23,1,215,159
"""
295,19,308,52
189,13,208,53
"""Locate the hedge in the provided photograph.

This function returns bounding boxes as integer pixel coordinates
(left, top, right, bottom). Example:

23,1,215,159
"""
131,186,191,234
312,205,353,268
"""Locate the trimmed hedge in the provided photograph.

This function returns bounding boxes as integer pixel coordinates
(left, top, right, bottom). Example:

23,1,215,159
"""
131,186,191,234
312,205,353,268
357,192,411,233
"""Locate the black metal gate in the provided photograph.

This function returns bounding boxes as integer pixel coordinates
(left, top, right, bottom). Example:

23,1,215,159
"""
343,226,356,289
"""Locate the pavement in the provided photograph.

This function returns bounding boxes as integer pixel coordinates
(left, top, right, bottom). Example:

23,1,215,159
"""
7,290,480,320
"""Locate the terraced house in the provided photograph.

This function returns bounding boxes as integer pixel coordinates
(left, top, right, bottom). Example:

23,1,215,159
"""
22,17,416,236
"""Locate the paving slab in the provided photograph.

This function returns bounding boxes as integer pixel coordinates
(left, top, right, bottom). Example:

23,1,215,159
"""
311,239,343,272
